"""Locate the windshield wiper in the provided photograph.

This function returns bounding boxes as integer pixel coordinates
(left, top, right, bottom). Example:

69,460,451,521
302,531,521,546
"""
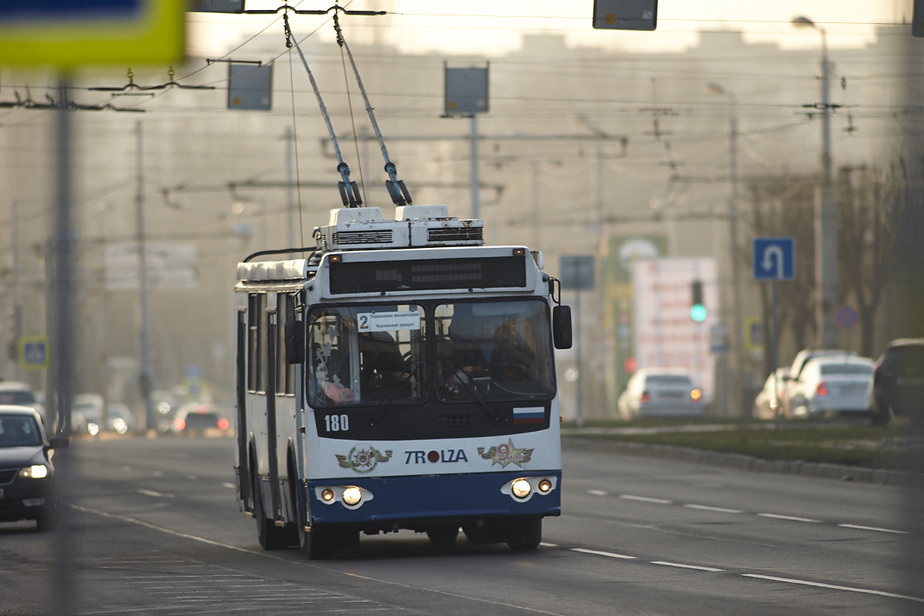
365,363,423,427
443,359,502,423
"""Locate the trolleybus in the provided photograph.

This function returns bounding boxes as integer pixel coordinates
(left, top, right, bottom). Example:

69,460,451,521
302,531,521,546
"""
233,203,571,558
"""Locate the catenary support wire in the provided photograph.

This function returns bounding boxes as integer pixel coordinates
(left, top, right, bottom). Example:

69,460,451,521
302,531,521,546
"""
285,11,361,207
333,10,412,205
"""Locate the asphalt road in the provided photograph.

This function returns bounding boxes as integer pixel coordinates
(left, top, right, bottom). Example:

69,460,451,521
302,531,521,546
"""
1,435,922,616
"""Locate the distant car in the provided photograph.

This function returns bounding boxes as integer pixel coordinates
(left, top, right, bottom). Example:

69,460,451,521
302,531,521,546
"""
869,338,924,426
0,406,68,531
151,389,182,433
172,404,231,436
787,355,874,419
753,368,787,420
0,382,45,421
781,349,856,417
617,369,705,419
72,393,105,436
106,403,135,435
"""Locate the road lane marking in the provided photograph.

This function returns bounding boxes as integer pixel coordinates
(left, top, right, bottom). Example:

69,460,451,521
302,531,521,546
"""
587,490,608,496
837,524,909,535
572,548,637,560
620,494,672,504
137,489,174,498
72,504,569,615
743,574,924,604
757,513,821,523
651,561,723,572
683,504,743,514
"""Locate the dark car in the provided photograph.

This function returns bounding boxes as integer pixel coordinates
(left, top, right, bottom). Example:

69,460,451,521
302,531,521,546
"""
172,403,231,436
869,338,924,425
0,406,68,531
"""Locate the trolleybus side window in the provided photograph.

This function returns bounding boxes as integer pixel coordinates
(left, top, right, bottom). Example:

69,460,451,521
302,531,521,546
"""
435,300,555,402
307,304,428,407
248,293,267,394
276,292,297,396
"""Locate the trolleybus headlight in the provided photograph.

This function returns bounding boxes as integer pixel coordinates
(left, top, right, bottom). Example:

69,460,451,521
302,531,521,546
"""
321,488,335,503
538,479,553,494
511,478,532,499
341,486,363,506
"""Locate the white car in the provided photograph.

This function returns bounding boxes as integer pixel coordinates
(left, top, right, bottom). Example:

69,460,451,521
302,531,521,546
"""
788,355,874,419
781,349,855,417
72,393,105,435
617,369,704,419
0,382,45,421
753,368,788,420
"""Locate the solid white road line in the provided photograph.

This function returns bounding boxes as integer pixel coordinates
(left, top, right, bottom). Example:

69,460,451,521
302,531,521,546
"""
757,513,821,523
651,561,723,572
837,523,909,535
571,548,637,560
683,504,743,514
743,574,924,604
620,494,672,504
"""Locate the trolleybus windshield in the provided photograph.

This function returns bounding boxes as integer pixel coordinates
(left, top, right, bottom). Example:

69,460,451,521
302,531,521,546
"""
306,299,554,409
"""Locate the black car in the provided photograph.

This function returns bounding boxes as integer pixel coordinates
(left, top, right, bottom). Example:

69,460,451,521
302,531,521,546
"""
869,338,924,425
0,406,68,531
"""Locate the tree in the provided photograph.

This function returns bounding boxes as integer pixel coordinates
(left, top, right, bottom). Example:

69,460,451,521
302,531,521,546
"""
835,165,896,357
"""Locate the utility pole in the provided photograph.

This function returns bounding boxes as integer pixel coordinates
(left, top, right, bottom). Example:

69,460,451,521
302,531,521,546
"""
793,16,838,349
11,200,22,382
136,121,153,431
707,82,744,415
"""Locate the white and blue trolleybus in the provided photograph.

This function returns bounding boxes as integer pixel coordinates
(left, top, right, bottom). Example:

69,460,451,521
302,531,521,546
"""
233,204,573,558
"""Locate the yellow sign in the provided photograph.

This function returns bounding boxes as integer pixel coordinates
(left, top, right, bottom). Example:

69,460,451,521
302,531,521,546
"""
0,0,185,67
744,317,764,353
19,336,50,371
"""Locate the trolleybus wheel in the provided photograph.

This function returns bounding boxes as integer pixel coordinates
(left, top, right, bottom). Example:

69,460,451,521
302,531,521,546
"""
296,493,336,560
253,475,290,550
506,517,542,551
301,525,334,560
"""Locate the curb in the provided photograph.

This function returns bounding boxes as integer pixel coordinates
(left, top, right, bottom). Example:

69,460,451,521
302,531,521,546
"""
562,436,924,488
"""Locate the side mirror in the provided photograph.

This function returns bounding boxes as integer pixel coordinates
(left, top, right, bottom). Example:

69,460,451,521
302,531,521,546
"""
48,435,69,450
284,320,305,364
553,305,573,350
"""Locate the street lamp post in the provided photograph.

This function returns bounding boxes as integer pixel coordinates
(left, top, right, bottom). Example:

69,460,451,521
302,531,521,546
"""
792,16,838,349
706,82,743,415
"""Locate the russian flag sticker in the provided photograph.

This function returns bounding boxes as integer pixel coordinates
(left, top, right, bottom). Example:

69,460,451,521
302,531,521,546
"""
513,407,545,424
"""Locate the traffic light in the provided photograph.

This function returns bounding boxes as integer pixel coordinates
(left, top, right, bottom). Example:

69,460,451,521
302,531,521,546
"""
690,279,707,322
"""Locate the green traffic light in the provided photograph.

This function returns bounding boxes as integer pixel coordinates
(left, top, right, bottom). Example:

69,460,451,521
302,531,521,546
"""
690,304,707,322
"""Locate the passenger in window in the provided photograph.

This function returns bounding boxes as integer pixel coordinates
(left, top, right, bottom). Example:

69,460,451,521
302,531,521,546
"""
360,332,411,400
448,307,534,382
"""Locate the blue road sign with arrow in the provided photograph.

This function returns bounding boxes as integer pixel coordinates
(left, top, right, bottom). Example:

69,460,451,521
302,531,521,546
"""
753,237,795,281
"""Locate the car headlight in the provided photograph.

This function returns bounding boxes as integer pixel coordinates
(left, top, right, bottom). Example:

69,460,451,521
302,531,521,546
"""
511,478,532,499
342,486,363,506
19,465,49,479
315,485,373,509
502,476,557,502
